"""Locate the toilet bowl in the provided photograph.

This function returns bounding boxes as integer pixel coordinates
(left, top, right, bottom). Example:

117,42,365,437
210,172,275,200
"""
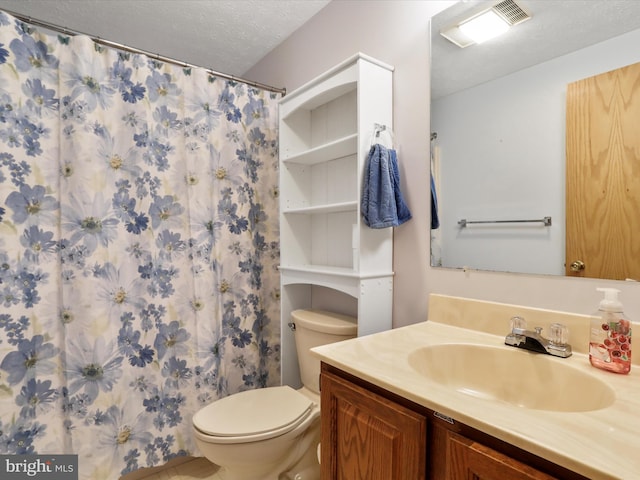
193,385,321,480
192,309,357,480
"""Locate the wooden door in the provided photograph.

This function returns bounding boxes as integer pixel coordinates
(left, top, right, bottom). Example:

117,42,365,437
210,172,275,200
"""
320,367,427,480
566,62,640,280
447,432,558,480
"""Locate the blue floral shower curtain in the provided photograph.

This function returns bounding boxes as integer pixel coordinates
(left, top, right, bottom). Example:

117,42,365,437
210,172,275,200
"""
0,12,281,479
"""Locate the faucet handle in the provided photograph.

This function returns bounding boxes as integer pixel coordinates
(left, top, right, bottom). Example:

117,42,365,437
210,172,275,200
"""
510,315,527,332
549,322,569,346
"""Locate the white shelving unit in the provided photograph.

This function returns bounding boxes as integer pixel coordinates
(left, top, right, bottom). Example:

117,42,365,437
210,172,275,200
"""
279,53,394,387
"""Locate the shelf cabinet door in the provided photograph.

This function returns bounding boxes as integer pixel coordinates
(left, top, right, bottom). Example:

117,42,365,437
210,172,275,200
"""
447,432,558,480
320,368,427,480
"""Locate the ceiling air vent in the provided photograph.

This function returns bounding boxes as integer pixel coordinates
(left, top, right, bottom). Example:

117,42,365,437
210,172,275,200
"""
439,0,531,48
493,0,531,26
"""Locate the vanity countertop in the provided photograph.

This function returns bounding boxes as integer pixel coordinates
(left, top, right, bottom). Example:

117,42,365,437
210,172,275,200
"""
312,319,640,480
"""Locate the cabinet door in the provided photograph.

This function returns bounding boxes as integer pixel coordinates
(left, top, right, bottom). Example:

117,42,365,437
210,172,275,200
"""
320,369,427,480
448,432,558,480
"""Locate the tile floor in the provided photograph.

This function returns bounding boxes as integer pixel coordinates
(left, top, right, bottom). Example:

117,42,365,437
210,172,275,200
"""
121,457,220,480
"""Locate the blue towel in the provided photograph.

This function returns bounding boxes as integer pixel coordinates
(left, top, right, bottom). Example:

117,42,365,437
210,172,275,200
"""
361,144,412,228
430,173,440,229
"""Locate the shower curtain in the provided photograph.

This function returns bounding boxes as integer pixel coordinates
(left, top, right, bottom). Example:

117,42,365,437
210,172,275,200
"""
0,12,281,479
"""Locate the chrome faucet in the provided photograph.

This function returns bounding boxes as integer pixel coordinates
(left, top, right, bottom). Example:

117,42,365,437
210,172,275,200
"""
505,316,572,358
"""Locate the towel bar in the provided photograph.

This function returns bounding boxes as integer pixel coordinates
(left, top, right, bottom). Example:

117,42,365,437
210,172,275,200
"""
458,216,552,227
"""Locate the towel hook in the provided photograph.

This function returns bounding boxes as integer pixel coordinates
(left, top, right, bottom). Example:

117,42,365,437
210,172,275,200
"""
374,123,386,137
372,123,395,148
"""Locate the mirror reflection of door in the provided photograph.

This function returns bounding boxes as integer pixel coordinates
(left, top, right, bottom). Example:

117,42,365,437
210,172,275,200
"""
566,61,640,280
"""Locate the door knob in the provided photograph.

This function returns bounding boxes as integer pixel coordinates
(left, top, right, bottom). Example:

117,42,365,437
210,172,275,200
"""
570,260,585,272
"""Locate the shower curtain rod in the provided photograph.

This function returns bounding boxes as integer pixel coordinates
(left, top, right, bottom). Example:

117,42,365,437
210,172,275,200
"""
0,8,287,96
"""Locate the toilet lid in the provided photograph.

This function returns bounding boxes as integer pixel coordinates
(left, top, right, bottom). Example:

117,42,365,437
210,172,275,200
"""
193,386,314,440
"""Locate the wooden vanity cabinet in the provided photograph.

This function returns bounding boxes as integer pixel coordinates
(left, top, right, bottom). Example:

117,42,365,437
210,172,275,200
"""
320,367,427,479
320,363,589,480
445,431,557,480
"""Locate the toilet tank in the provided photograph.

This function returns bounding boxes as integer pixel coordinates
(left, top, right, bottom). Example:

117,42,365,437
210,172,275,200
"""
292,309,357,394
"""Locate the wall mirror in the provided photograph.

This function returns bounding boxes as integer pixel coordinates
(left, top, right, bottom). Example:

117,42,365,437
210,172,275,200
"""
430,0,640,280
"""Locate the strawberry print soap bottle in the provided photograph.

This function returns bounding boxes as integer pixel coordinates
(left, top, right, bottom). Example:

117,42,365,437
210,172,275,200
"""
589,288,631,374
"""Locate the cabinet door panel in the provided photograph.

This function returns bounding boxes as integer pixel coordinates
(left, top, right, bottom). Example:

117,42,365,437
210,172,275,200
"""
321,370,426,480
448,432,558,480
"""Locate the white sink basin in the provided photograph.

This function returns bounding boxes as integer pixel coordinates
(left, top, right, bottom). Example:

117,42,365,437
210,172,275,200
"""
408,344,615,412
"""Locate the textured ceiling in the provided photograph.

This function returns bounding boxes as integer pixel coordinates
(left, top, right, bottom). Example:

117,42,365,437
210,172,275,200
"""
0,0,331,85
432,0,640,99
5,0,638,98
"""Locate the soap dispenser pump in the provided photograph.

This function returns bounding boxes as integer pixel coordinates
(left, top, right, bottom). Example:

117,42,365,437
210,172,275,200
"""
589,288,631,374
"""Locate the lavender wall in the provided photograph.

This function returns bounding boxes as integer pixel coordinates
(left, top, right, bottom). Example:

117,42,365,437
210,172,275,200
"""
246,0,640,327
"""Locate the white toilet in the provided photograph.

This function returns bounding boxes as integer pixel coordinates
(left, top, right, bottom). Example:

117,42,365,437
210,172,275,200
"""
192,309,357,480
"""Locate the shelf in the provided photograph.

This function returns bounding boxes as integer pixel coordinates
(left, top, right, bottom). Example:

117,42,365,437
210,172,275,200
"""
280,53,393,117
279,265,394,280
283,81,357,116
282,133,358,166
279,265,394,299
280,264,357,277
280,67,357,119
283,201,358,215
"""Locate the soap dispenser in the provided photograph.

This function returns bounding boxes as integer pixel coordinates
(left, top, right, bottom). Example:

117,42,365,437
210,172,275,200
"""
589,288,632,374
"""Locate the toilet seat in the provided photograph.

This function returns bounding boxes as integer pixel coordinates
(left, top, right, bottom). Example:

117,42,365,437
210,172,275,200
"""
192,385,316,444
